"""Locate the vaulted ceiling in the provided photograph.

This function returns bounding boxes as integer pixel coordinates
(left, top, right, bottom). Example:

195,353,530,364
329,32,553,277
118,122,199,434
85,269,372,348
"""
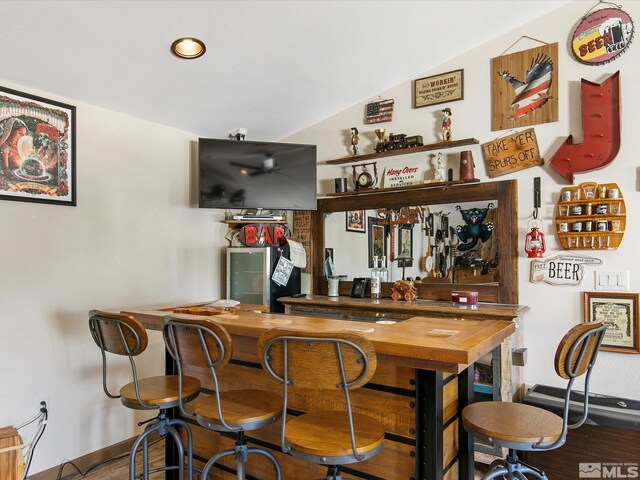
2,1,567,140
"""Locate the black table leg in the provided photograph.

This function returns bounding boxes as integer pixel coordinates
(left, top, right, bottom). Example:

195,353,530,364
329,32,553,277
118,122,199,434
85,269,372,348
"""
458,366,475,480
415,369,443,480
165,352,179,480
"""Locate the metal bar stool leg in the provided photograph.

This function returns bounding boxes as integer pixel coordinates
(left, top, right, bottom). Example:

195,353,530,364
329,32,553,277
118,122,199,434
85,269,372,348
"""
247,447,281,479
201,449,236,480
169,418,194,480
130,423,160,480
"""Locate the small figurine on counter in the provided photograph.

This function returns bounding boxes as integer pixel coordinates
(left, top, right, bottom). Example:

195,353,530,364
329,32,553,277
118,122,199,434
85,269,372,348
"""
441,108,452,142
433,152,446,182
350,127,359,155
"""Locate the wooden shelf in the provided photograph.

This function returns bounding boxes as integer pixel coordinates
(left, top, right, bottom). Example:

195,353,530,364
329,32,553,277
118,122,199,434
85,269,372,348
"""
324,137,480,165
324,178,480,197
222,219,287,225
555,182,625,250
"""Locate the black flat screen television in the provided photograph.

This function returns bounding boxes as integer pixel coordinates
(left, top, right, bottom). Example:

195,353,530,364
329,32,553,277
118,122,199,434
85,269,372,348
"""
198,138,317,210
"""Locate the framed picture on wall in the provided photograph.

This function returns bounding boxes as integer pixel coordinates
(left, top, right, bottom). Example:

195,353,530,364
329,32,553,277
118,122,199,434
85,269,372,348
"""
584,291,640,354
367,216,387,268
0,86,76,206
397,224,414,267
346,210,366,233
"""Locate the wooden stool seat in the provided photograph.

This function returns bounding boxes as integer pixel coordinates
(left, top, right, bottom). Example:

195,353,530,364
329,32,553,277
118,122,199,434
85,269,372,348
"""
463,401,563,446
285,411,385,459
194,389,282,430
120,375,200,408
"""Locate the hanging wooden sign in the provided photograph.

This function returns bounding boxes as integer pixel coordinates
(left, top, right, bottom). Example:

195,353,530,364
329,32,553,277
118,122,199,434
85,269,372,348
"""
240,224,287,247
491,42,558,131
530,254,602,285
481,128,543,178
571,7,634,65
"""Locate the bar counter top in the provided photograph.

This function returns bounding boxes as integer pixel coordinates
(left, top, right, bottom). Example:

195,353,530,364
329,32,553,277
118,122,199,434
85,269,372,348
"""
121,303,516,373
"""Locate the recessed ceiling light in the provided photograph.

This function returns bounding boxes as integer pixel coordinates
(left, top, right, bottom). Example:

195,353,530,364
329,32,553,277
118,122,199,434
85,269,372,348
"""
171,37,206,59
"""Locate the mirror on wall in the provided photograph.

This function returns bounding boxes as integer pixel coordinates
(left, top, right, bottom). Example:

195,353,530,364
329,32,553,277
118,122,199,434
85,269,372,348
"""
311,180,518,303
324,201,499,284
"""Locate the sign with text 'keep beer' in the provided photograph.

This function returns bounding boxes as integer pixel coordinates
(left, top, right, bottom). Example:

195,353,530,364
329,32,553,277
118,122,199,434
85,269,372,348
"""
482,128,543,178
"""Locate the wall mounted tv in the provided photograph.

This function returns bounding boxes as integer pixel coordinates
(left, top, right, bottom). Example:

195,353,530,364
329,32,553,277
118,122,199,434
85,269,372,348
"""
198,138,317,211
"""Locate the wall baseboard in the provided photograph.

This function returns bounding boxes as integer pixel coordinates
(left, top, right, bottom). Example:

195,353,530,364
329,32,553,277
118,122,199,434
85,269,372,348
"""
28,435,146,480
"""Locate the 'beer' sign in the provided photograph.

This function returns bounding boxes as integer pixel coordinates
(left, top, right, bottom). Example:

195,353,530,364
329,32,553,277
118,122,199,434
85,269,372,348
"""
482,128,543,178
530,254,602,285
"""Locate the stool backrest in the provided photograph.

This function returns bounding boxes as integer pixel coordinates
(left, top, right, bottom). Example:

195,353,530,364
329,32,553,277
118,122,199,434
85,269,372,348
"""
162,316,234,426
539,321,606,450
88,310,149,405
258,328,377,460
554,321,605,380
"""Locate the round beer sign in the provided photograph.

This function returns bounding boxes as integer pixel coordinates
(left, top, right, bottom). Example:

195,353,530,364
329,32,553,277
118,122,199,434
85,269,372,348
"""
572,7,634,65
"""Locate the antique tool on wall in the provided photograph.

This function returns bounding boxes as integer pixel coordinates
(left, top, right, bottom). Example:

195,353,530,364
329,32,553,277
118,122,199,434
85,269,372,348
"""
420,223,432,274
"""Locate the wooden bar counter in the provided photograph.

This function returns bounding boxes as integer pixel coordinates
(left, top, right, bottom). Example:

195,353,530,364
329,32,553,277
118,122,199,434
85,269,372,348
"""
122,303,516,480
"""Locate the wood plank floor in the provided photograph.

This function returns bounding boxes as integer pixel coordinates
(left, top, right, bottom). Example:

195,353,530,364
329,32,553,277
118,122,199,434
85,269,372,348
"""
59,441,488,479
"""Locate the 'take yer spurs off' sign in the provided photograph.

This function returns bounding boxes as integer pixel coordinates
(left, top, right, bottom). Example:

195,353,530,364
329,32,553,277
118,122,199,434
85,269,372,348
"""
481,128,543,178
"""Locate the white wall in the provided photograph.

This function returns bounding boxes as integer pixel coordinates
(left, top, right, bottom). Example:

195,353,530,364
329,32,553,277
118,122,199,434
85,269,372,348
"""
0,81,228,474
285,0,640,400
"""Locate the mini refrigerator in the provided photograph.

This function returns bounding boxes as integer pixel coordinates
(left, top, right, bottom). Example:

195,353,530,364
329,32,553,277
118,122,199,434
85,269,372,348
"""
226,246,301,313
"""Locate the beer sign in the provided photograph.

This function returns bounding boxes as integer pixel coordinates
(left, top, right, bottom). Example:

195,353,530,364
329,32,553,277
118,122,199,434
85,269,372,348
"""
571,7,634,65
481,128,543,178
530,254,602,285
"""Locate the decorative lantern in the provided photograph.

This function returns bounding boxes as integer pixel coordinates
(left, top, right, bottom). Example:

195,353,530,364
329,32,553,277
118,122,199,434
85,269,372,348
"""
525,221,546,258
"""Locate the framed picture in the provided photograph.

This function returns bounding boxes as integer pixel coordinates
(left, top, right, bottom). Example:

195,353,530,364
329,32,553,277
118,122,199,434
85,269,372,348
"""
397,224,414,267
584,292,640,354
0,86,76,206
346,210,366,233
350,277,369,298
367,216,387,268
413,69,464,108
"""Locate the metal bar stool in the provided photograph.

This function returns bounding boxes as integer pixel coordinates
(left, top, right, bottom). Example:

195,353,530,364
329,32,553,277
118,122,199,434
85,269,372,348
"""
88,310,200,480
162,315,282,480
462,321,606,480
259,328,385,480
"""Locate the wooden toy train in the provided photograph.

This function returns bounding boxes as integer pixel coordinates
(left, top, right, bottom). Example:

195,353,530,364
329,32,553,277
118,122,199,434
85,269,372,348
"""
375,133,423,153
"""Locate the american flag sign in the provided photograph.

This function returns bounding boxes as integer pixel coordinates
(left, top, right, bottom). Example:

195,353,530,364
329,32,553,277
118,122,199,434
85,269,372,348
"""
365,99,394,124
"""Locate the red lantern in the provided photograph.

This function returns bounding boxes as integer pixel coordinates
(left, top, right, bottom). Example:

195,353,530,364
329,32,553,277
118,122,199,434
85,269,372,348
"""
525,224,546,258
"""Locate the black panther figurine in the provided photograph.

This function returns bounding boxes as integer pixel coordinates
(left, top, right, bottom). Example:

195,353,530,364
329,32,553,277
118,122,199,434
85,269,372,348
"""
454,203,494,251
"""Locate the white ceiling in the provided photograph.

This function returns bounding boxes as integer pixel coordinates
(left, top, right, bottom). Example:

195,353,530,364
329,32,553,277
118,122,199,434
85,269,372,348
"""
1,0,568,141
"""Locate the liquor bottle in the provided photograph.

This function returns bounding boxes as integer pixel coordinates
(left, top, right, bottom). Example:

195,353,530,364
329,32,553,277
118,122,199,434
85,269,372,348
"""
380,256,389,283
370,256,381,299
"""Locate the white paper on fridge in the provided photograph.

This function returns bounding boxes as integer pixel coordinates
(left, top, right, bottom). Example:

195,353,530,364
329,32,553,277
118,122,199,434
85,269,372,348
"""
272,255,294,286
287,239,307,268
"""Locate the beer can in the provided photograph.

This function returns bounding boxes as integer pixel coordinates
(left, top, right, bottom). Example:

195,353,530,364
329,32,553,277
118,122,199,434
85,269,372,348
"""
596,220,608,232
572,205,583,216
596,204,608,214
572,222,583,232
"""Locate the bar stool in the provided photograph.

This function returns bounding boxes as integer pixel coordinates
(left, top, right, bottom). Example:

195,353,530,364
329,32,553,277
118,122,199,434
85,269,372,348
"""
259,328,385,480
462,321,606,480
162,315,282,480
88,310,200,480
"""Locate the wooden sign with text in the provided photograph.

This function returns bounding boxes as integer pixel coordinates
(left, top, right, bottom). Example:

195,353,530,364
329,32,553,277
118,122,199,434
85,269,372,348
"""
482,128,543,178
530,254,602,285
293,211,312,273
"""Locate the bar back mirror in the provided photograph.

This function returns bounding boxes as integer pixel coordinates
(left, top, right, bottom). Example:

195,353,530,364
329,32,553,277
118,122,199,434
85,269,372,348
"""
311,180,518,304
